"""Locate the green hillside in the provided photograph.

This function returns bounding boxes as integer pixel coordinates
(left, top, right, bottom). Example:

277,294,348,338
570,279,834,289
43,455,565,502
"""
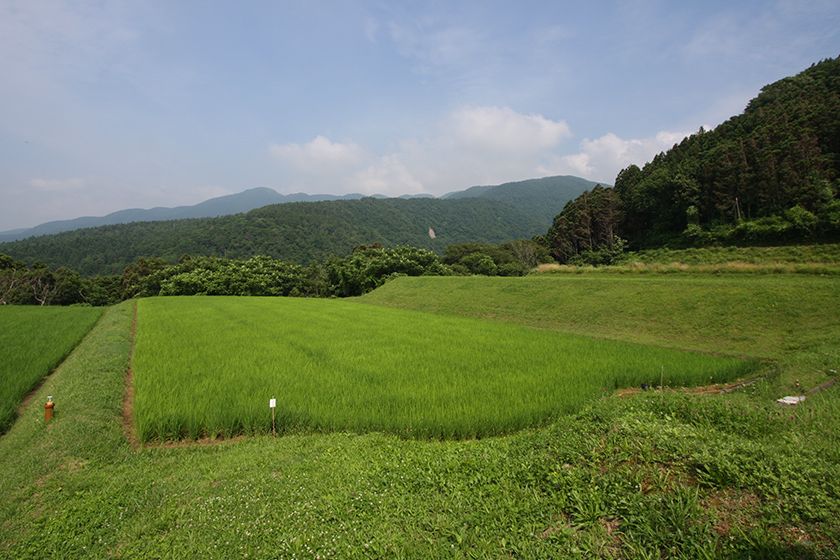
547,57,840,259
443,175,599,224
619,56,840,243
0,197,544,275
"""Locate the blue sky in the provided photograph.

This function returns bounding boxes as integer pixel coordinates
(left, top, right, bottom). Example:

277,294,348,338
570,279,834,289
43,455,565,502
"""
1,0,839,230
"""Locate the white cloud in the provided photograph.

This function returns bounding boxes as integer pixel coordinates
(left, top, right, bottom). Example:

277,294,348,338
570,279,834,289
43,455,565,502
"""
541,130,691,184
269,136,424,197
269,136,365,169
267,108,694,196
268,106,575,196
353,155,424,195
449,106,571,153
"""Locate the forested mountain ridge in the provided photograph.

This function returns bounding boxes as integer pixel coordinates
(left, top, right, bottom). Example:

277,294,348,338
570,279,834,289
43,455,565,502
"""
1,175,594,274
0,197,545,275
0,187,374,242
443,175,599,224
546,56,840,260
2,175,593,243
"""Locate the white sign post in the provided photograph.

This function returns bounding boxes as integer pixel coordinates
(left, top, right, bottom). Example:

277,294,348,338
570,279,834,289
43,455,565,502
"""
269,397,277,436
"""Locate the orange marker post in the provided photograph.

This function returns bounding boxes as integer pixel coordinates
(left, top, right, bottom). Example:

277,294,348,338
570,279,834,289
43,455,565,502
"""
44,396,55,423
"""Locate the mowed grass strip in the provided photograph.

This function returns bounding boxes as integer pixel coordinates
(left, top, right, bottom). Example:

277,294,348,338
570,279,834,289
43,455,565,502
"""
0,305,103,433
133,296,753,441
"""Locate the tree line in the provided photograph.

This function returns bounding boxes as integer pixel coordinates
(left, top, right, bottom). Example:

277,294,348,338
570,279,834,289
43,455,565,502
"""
0,239,550,306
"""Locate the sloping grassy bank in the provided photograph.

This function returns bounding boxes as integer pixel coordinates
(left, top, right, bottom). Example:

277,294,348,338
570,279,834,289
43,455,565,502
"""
537,243,840,275
626,243,840,264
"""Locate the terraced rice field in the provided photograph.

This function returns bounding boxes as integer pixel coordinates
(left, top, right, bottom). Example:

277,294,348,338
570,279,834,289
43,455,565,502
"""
132,296,754,441
2,273,838,558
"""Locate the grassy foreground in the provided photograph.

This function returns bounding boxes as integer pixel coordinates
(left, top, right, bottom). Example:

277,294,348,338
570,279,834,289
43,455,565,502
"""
0,305,102,433
0,273,838,558
133,297,751,441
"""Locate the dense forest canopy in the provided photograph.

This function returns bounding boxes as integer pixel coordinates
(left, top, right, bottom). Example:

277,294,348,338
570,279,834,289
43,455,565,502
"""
0,198,545,275
547,56,840,260
442,175,598,224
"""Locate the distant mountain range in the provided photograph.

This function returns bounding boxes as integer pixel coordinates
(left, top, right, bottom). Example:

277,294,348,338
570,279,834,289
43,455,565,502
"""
0,175,600,274
0,176,595,242
0,189,373,242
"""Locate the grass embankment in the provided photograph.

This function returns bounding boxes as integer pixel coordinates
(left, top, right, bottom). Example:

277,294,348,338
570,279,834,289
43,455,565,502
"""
133,297,751,441
362,274,839,389
0,305,102,433
0,274,838,558
628,243,840,264
537,243,840,274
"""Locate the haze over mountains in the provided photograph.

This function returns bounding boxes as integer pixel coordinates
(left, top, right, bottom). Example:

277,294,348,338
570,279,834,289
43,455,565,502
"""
0,175,595,243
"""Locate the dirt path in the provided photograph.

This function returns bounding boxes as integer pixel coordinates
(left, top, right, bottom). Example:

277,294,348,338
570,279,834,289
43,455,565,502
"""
15,311,107,418
122,301,139,448
614,375,768,398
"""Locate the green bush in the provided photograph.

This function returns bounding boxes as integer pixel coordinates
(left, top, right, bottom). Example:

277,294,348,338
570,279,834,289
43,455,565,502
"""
785,205,818,234
459,253,498,275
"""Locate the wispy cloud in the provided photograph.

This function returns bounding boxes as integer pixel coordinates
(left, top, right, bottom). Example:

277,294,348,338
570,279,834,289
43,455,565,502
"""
270,136,365,169
683,1,840,63
0,1,141,93
28,177,87,192
363,17,379,42
387,20,485,71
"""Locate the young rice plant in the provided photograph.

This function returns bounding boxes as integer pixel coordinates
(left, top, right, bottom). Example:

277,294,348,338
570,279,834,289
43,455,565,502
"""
132,296,756,441
0,305,103,433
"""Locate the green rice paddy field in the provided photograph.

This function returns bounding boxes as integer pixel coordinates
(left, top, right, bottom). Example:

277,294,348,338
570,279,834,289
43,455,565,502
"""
0,273,838,558
133,297,753,441
0,305,102,433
